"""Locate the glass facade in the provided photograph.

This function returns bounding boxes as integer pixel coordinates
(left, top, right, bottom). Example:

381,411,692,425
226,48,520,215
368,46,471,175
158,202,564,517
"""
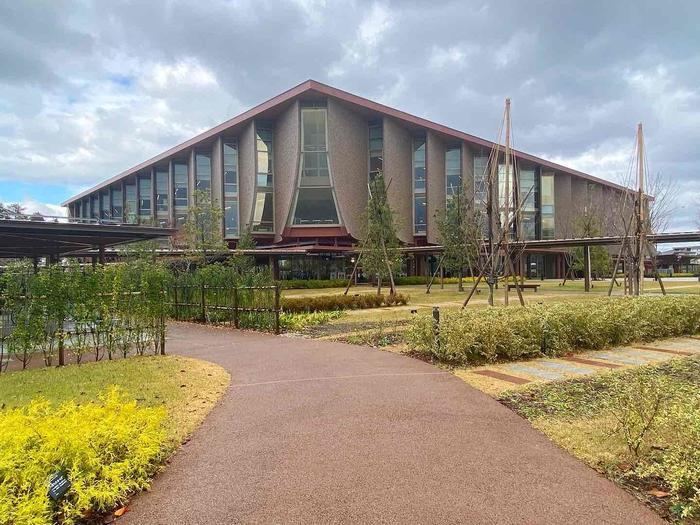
292,107,340,225
540,172,555,239
173,161,189,208
223,141,239,238
445,145,461,198
519,168,538,240
111,186,122,221
413,136,427,234
100,189,110,220
138,174,152,220
498,164,515,236
252,125,274,232
81,198,89,219
91,194,99,220
155,168,169,222
368,120,383,182
125,181,137,223
195,150,212,195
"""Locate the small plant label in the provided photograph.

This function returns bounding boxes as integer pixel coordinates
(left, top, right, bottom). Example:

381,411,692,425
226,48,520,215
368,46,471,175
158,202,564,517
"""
48,472,71,501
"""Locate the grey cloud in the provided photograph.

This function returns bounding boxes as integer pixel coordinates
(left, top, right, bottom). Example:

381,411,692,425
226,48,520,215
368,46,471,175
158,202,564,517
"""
0,0,698,228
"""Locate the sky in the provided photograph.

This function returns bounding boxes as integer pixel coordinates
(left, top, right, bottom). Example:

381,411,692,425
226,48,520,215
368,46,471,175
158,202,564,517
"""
0,0,698,229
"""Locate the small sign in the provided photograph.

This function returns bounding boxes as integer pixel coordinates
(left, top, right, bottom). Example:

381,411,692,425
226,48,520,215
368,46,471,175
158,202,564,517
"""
48,472,71,501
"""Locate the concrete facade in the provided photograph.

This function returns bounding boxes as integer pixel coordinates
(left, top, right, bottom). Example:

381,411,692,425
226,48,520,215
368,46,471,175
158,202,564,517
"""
63,80,628,278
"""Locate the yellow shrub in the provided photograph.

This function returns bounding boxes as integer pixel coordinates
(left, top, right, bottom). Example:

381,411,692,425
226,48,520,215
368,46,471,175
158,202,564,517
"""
0,388,166,525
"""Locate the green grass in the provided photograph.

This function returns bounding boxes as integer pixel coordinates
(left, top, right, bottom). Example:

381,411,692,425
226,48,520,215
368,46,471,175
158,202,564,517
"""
0,355,230,446
501,356,700,521
287,278,700,341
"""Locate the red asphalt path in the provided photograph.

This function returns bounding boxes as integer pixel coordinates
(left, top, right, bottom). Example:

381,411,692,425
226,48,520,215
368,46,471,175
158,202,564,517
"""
120,322,660,524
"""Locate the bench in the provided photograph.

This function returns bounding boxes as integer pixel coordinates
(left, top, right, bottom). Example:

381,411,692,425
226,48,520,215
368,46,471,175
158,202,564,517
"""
507,283,540,292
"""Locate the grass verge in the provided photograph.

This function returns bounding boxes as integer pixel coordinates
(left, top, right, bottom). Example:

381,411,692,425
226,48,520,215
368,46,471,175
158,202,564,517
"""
500,356,700,522
0,355,230,447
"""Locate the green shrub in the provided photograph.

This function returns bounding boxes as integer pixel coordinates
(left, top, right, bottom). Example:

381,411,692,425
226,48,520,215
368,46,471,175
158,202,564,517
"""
280,311,343,331
280,279,347,290
406,295,700,365
282,292,409,313
0,388,166,525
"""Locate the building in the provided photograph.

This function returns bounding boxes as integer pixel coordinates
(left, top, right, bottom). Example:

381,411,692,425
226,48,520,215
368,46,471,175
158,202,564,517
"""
656,246,700,275
63,79,627,280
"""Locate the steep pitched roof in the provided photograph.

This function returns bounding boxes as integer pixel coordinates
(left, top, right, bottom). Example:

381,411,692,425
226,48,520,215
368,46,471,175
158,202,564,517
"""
63,79,627,205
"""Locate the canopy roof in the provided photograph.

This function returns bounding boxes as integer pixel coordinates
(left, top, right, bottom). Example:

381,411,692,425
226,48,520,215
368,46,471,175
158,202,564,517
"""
0,218,175,259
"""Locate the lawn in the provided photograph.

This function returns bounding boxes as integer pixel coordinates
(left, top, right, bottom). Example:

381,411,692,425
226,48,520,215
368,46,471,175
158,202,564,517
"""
501,356,700,522
285,278,700,343
0,355,230,446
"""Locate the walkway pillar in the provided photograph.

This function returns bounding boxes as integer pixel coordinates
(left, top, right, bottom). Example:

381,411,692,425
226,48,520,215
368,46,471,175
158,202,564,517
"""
583,244,591,292
99,244,105,265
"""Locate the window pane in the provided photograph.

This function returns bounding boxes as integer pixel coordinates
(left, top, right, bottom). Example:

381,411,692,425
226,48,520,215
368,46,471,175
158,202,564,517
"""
445,146,461,197
414,194,427,234
125,183,137,223
293,188,339,225
195,151,211,194
252,191,273,231
100,190,110,220
155,168,169,214
138,175,152,218
540,173,555,239
224,197,238,237
173,162,188,207
224,142,238,195
302,109,326,151
111,187,123,220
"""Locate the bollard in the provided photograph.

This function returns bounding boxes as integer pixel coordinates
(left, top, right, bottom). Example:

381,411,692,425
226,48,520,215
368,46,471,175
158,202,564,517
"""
432,306,440,352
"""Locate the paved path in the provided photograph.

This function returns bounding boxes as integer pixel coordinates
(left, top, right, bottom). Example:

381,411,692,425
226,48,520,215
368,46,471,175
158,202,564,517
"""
121,322,660,524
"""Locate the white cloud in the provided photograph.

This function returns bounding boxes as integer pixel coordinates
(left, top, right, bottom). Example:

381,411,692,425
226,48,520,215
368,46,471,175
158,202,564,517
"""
428,44,477,70
328,2,393,77
19,198,67,217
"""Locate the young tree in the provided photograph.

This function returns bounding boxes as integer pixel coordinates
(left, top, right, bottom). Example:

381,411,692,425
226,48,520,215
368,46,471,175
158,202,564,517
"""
437,191,481,291
229,227,256,276
569,206,611,279
0,202,26,218
183,190,226,263
360,172,403,295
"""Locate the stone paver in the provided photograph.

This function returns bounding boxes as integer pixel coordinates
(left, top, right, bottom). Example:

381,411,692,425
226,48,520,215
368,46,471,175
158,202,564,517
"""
119,322,660,524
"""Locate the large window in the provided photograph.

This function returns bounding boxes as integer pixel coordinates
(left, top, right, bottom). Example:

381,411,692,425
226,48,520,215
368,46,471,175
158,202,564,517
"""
74,201,81,219
252,126,274,232
81,198,89,219
223,141,239,238
125,181,137,224
138,174,152,220
91,194,99,220
445,145,461,198
100,189,110,220
498,164,516,237
155,167,169,218
292,107,340,226
519,168,538,240
413,136,427,234
195,150,211,195
173,162,188,208
540,172,555,239
111,186,123,222
368,120,383,182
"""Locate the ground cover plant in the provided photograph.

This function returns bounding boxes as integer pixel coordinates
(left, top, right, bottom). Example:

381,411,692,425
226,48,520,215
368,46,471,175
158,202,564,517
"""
282,292,409,313
501,356,700,521
405,295,700,365
0,355,229,524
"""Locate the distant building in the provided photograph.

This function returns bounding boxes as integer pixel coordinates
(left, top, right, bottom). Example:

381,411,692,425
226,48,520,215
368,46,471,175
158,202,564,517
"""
64,80,626,280
656,246,700,275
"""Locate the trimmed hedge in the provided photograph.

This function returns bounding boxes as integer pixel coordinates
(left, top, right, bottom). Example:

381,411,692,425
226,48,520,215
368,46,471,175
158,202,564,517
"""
279,279,348,290
283,293,409,313
406,295,700,365
0,388,165,525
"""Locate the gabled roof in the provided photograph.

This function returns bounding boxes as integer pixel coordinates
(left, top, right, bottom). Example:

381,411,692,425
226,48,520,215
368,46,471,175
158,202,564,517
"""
63,79,629,205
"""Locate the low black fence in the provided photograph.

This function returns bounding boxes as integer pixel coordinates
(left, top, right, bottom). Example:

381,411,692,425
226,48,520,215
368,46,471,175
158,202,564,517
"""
169,284,282,334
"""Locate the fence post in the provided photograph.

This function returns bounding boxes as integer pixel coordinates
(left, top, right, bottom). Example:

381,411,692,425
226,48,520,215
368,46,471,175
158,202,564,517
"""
160,290,166,355
173,285,179,321
233,286,239,329
274,284,281,335
432,306,440,353
200,283,206,322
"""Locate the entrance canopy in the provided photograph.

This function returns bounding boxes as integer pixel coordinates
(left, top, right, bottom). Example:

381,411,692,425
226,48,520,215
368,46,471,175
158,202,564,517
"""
0,218,175,259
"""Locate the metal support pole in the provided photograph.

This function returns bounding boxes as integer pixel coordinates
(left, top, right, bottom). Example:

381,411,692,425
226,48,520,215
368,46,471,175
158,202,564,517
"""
432,306,440,353
274,284,281,335
583,244,591,292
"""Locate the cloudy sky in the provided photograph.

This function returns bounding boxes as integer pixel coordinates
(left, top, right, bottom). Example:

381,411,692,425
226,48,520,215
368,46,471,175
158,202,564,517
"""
1,0,698,228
